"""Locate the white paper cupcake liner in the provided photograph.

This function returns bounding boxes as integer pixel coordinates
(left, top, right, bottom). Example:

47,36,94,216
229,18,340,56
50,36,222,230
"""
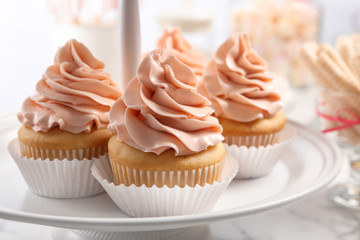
110,159,225,188
91,154,238,217
8,139,105,198
224,132,279,147
19,141,107,160
226,124,296,179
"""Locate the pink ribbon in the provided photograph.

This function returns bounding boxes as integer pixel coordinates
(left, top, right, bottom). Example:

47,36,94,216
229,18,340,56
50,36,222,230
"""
316,102,360,133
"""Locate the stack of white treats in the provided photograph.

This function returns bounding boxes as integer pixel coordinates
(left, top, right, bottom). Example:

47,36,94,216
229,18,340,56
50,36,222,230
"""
301,34,360,145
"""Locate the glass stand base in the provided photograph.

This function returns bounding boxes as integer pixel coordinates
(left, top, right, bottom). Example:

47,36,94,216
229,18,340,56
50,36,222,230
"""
329,184,360,210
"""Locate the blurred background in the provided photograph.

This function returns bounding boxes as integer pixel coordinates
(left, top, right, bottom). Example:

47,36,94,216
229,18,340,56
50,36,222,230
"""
1,0,360,113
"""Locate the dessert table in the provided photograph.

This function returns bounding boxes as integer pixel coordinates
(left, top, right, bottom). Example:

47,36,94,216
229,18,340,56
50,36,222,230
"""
1,0,360,238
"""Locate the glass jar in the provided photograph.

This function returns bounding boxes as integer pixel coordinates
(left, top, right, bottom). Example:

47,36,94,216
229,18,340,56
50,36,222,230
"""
230,0,321,87
317,88,360,209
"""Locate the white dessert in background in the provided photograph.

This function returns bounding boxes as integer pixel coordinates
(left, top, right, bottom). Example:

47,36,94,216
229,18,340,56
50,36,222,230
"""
155,0,214,60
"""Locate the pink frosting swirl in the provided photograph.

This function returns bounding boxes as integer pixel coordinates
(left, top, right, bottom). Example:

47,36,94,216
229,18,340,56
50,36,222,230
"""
109,50,224,156
18,39,122,133
156,27,205,76
199,33,283,122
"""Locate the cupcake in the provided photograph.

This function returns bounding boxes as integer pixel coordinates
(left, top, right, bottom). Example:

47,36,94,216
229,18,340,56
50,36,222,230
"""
156,27,205,77
199,33,293,179
8,39,122,198
91,50,238,217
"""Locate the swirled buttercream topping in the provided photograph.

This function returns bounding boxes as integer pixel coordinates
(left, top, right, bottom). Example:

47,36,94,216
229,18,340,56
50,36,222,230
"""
198,33,283,122
109,50,224,156
18,39,122,133
156,27,205,76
